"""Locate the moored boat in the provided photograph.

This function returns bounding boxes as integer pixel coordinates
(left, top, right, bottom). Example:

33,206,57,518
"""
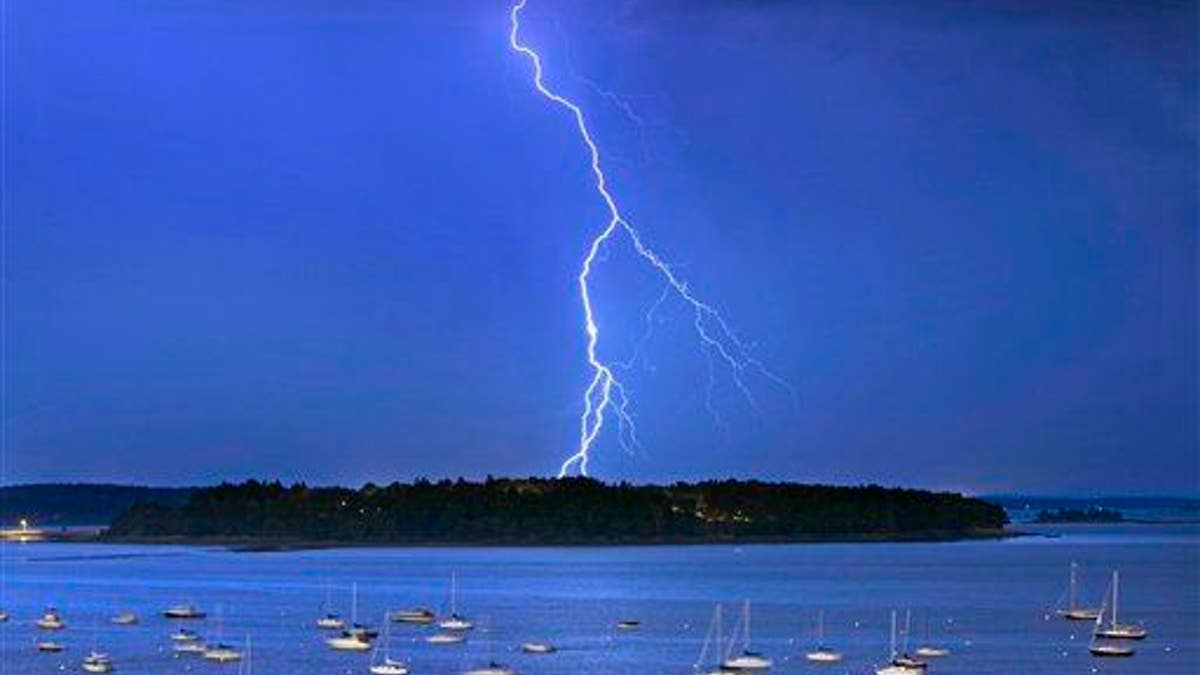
163,604,206,620
804,610,843,663
720,601,772,671
82,651,114,673
36,608,66,630
390,608,435,624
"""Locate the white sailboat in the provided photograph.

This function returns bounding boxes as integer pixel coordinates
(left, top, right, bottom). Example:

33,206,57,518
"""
369,614,410,675
1057,562,1100,621
317,581,346,630
438,572,474,631
82,619,113,673
1092,571,1147,641
913,612,950,658
203,607,243,662
81,651,114,673
721,601,772,671
1089,581,1135,658
804,609,843,663
346,583,379,639
875,611,927,674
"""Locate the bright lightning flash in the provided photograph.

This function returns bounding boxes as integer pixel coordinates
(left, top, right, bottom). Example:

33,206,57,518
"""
509,0,791,478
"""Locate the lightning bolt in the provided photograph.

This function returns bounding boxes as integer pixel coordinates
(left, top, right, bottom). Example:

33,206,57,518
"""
509,0,792,477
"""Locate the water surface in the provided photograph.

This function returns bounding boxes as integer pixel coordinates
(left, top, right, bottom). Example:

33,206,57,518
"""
0,525,1195,674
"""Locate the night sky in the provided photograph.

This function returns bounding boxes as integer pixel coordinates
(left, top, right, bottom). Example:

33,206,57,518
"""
5,1,1196,494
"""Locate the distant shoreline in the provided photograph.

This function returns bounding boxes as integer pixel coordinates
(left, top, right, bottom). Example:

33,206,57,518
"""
53,527,1016,551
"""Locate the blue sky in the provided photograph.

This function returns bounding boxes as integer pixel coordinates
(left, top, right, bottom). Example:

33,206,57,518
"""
5,0,1196,494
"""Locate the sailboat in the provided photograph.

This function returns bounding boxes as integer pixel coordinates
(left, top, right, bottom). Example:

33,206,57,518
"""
804,609,843,663
1090,578,1135,657
82,617,114,673
317,581,346,630
1092,571,1147,641
693,604,737,675
875,611,927,674
82,651,114,673
110,612,138,626
328,583,375,651
203,607,243,662
1057,562,1100,621
721,601,772,671
438,572,474,631
346,584,379,639
913,612,950,658
369,614,410,675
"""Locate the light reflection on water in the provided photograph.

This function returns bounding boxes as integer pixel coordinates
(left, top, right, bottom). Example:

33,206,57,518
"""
0,525,1195,674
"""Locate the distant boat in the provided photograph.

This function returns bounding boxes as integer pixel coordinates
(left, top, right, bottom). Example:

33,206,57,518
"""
424,631,467,645
328,631,373,652
913,612,950,658
721,601,772,671
37,640,65,653
461,662,516,675
203,607,243,662
803,609,842,664
875,611,927,674
369,613,410,675
520,642,556,654
170,628,201,642
163,604,206,620
390,607,435,625
437,573,474,631
81,651,114,673
1056,562,1100,621
317,580,346,630
203,644,244,663
110,612,138,626
616,619,641,631
1092,571,1147,640
173,642,207,656
36,608,66,630
343,583,379,641
1090,592,1135,659
0,610,9,622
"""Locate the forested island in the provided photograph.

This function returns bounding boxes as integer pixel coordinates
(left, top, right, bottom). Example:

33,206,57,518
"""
1033,506,1124,523
104,478,1007,546
0,483,194,526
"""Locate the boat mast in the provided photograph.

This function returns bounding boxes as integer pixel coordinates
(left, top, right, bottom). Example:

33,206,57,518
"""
903,609,912,655
817,609,824,646
889,610,898,660
696,604,721,670
450,572,457,616
351,583,358,625
744,600,752,650
1069,562,1078,611
1111,571,1119,628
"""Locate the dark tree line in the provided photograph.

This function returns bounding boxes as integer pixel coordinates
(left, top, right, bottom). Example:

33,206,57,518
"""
1,483,194,526
104,478,1007,544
